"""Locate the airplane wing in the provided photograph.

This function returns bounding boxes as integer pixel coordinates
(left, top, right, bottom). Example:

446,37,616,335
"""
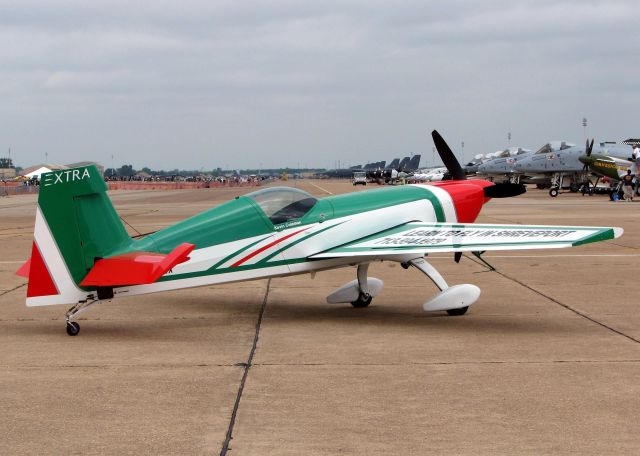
310,223,622,259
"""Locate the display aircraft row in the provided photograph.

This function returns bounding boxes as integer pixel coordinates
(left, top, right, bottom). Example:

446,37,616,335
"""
316,155,421,180
473,140,637,197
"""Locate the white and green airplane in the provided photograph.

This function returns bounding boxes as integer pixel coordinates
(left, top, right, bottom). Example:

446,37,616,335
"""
17,132,622,336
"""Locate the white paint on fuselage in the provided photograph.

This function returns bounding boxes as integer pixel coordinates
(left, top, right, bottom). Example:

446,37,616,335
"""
30,186,452,305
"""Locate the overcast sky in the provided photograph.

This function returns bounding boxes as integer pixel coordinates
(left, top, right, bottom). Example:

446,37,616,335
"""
1,0,639,170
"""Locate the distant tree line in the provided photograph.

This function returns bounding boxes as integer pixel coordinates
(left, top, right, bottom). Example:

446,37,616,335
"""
0,157,22,173
103,164,327,177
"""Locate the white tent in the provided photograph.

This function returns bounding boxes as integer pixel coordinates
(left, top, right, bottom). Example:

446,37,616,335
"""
24,166,55,179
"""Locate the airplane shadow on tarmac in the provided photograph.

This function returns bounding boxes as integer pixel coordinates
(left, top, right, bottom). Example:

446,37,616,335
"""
259,301,584,336
13,294,591,339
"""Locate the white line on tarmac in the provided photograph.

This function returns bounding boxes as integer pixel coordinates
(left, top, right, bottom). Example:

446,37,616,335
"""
306,181,333,195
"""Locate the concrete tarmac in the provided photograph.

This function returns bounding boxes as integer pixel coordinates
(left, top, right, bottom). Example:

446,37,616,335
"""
1,181,639,455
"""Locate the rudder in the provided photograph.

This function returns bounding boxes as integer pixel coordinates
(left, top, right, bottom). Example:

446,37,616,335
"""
20,165,132,306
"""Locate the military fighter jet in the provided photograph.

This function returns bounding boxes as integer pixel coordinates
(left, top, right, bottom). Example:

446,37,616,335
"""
477,147,532,183
514,141,633,196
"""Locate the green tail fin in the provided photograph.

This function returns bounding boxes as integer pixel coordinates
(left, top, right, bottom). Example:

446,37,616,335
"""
38,166,132,286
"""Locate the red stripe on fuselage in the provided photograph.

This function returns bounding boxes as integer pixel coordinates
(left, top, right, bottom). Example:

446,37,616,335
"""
431,180,494,223
231,228,308,267
26,241,58,297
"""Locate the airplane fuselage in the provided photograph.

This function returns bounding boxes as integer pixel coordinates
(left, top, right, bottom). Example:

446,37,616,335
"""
97,183,489,302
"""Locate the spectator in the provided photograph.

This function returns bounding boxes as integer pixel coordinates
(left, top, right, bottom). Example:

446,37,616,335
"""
621,170,634,202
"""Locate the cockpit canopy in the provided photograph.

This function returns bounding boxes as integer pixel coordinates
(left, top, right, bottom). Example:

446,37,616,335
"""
245,187,318,224
535,141,575,155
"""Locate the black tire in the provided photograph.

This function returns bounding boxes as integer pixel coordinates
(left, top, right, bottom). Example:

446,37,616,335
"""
66,321,80,336
549,188,559,197
446,306,469,316
569,183,579,193
351,293,373,308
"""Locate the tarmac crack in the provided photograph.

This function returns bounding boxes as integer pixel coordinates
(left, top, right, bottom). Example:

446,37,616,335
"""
0,283,26,298
463,254,640,346
219,278,270,456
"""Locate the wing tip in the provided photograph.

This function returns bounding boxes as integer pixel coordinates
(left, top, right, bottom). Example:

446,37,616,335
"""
613,227,624,239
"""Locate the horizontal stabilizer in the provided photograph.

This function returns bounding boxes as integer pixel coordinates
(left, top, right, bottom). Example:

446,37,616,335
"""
16,259,31,278
80,243,194,287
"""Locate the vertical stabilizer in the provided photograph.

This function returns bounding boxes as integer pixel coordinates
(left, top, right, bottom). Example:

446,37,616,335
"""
19,166,132,306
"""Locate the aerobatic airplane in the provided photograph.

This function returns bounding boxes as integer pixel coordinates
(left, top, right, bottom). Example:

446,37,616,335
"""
17,132,622,336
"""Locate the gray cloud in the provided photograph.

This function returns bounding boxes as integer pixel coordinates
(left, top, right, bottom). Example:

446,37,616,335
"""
1,0,639,169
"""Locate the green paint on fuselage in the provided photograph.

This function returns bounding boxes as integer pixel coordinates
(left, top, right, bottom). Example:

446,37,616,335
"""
579,153,630,181
125,185,444,258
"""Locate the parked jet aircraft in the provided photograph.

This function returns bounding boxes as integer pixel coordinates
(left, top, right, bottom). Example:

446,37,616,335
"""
477,147,532,182
397,157,410,170
386,158,400,170
412,167,447,182
369,155,421,182
514,141,633,196
17,132,621,335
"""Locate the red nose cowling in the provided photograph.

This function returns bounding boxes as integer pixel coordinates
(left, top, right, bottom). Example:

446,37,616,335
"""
431,180,495,223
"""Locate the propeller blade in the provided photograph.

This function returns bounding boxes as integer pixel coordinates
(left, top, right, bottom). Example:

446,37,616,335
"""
431,130,466,180
484,183,526,198
586,138,594,157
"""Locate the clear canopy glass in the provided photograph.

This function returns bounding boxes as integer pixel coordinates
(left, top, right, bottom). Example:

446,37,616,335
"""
245,187,318,224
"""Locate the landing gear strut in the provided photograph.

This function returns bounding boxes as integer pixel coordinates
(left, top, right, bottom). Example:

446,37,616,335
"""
64,299,100,336
351,263,373,308
404,257,479,315
326,263,384,306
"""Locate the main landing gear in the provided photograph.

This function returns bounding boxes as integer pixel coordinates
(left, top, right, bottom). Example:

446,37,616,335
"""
327,258,481,315
403,257,480,315
351,263,374,307
326,263,384,307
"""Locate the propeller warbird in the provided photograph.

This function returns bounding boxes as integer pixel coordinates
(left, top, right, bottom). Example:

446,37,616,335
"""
16,131,623,336
579,139,638,183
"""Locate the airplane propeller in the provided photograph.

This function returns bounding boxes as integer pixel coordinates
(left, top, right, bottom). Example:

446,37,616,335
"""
432,130,526,265
582,138,595,173
431,130,466,181
431,129,526,198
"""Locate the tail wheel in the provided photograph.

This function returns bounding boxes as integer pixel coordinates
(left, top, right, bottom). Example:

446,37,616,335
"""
66,322,80,336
